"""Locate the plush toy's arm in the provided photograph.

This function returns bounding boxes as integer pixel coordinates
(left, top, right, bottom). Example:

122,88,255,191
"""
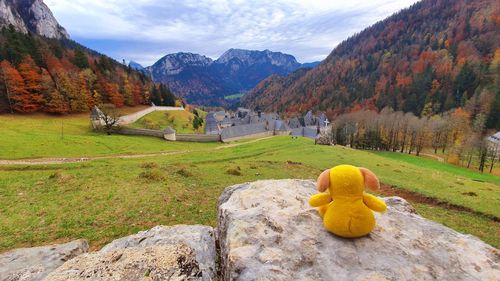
309,193,332,207
363,193,387,212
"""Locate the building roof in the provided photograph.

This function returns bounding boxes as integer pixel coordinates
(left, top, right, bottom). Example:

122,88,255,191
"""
164,126,176,134
487,132,500,145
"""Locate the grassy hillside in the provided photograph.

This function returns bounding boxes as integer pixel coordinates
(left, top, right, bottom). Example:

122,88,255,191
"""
0,114,498,251
128,110,206,134
0,113,214,159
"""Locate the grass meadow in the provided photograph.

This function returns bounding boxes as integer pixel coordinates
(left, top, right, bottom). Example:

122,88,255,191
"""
129,109,206,134
0,113,498,252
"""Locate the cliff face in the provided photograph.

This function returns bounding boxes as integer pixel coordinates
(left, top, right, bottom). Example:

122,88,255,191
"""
0,0,68,39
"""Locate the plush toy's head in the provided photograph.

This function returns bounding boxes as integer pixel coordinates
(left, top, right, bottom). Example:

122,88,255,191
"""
316,165,380,196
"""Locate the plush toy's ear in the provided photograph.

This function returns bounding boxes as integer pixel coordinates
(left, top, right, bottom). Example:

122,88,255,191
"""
359,167,380,191
317,169,330,192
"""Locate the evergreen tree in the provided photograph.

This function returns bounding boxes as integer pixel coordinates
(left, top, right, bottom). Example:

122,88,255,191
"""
72,48,89,69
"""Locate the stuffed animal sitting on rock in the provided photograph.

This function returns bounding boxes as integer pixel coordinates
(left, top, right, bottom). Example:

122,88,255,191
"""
309,164,387,238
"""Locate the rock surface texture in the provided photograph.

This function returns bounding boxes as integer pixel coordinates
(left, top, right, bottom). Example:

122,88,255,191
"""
0,239,88,281
0,0,68,39
217,179,500,281
44,225,216,281
2,180,499,281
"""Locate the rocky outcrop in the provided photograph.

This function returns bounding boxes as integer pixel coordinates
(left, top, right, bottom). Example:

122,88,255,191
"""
0,239,88,281
217,180,500,281
45,225,216,281
0,0,68,39
3,180,499,281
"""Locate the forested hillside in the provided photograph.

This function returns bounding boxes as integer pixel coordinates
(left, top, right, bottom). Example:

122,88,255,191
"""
243,0,499,128
0,26,177,114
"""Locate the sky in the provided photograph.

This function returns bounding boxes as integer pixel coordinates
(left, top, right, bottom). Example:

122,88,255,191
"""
45,0,419,66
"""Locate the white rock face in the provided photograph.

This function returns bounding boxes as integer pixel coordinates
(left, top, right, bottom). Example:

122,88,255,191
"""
151,52,213,76
217,179,500,281
0,0,68,39
0,239,88,281
45,225,216,281
0,0,28,33
28,0,69,39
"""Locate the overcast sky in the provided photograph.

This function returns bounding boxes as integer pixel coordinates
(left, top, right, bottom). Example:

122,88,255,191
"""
45,0,419,66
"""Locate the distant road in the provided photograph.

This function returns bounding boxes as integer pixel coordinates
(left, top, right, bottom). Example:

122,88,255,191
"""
118,106,184,125
0,151,188,165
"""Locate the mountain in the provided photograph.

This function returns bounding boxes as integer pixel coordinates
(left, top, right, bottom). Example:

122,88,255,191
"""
129,61,145,71
243,0,499,126
146,49,318,106
300,61,321,69
0,1,177,114
0,0,68,39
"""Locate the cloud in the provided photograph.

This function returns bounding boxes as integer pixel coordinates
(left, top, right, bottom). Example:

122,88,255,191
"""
45,0,419,66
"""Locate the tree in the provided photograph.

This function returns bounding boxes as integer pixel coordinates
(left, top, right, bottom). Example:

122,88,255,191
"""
99,104,121,134
18,56,45,111
72,48,89,69
45,88,69,114
121,75,134,106
0,60,30,112
192,109,204,131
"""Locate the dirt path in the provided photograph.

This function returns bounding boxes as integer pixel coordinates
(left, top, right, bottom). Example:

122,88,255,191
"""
216,136,275,149
0,150,189,165
378,183,498,221
419,153,444,162
0,135,277,164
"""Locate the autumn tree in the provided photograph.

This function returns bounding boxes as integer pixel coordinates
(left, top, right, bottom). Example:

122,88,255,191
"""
0,60,29,112
18,56,45,112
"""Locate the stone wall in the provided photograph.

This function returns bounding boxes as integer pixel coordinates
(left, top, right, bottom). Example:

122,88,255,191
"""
221,130,274,143
112,128,164,138
176,134,221,142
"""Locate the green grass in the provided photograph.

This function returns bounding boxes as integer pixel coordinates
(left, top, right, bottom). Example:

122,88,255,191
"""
414,204,499,247
0,114,498,251
128,110,205,134
0,114,215,159
373,151,499,184
224,93,244,100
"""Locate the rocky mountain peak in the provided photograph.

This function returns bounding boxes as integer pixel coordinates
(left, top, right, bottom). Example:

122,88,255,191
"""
150,52,213,76
216,48,300,69
0,0,69,39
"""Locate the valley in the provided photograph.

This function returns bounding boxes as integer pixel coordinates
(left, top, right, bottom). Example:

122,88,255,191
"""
0,113,498,252
0,0,498,278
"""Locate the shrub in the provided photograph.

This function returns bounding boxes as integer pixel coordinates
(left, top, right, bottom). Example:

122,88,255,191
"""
49,171,74,183
140,162,159,169
143,117,160,130
176,167,192,177
139,169,165,181
226,168,242,176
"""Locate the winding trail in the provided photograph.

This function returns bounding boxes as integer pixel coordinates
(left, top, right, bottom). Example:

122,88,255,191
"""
0,136,281,165
0,151,189,165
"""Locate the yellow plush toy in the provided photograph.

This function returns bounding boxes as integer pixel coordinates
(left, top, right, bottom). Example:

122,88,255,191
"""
309,164,387,238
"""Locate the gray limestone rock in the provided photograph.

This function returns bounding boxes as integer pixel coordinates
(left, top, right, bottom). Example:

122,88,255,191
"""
0,239,88,281
45,225,216,281
217,179,500,281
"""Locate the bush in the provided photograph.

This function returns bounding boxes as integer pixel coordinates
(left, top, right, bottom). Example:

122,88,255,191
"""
143,117,160,130
226,168,242,176
140,162,159,169
139,169,165,181
176,167,193,177
49,171,74,183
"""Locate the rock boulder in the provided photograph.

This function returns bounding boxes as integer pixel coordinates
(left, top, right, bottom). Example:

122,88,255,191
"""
0,239,88,281
44,225,216,281
217,179,499,281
